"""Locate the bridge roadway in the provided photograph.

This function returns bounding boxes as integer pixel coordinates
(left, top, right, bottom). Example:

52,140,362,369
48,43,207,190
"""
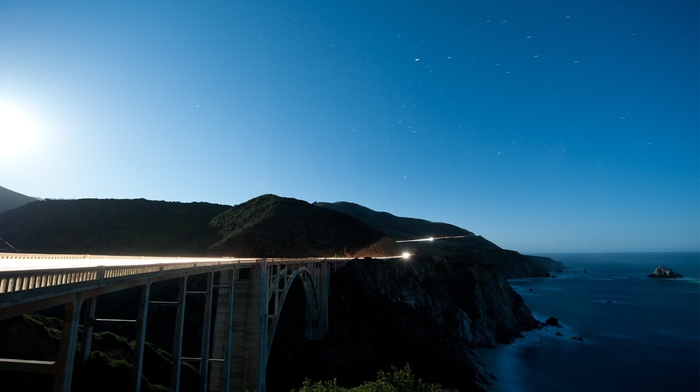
0,253,354,392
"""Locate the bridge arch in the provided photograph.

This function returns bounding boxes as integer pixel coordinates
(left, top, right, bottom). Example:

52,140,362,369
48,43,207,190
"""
267,267,323,350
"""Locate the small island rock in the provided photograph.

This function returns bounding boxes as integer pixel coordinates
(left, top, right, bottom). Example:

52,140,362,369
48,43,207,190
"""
647,266,683,279
545,316,561,327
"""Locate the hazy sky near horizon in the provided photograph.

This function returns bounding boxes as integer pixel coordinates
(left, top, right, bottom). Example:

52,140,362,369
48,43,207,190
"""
1,1,698,253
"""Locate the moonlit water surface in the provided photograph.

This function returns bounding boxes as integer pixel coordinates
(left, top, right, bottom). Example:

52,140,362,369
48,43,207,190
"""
481,253,700,392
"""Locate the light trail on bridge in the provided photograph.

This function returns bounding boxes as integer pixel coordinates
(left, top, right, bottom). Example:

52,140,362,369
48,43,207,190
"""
395,235,468,243
0,253,258,272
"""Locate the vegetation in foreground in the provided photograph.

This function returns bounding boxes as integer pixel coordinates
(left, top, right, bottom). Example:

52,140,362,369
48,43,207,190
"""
292,365,441,392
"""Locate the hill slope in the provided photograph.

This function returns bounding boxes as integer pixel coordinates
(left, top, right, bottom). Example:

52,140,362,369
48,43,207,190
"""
0,186,38,214
208,195,389,257
0,194,560,275
0,195,392,258
314,201,475,240
0,198,230,255
315,201,559,278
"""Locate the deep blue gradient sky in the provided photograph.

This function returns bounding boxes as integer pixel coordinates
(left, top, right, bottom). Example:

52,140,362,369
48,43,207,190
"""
1,1,698,253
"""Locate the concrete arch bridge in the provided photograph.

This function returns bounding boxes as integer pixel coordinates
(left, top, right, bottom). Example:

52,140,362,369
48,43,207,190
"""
0,253,353,392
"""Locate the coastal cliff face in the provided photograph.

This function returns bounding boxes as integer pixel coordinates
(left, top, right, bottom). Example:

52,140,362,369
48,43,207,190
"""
267,251,538,391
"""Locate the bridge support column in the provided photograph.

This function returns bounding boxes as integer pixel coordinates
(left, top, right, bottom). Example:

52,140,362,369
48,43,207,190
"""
132,283,151,391
170,276,188,392
199,272,215,392
54,294,82,392
79,297,97,365
230,259,268,392
257,258,268,392
318,260,330,337
209,270,235,392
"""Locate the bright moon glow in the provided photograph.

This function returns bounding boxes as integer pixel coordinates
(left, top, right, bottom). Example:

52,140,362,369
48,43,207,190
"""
0,102,38,157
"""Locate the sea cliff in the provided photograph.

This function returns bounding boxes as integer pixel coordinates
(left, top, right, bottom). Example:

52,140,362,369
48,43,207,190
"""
268,251,538,391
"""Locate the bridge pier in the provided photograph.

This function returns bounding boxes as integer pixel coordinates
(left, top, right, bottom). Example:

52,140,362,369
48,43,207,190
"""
54,295,82,392
170,276,188,392
79,297,97,365
132,283,151,391
209,270,235,392
230,258,268,392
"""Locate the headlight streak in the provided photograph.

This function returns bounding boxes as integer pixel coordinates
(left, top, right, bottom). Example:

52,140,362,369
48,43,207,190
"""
395,235,468,243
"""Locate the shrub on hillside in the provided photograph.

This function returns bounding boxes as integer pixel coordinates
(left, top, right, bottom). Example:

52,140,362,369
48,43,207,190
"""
293,364,440,392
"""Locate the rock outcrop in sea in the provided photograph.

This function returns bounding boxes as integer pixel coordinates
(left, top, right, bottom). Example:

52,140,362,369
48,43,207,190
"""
647,266,684,279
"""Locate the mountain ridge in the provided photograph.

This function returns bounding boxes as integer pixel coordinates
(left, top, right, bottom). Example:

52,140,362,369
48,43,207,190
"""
0,190,562,276
314,200,560,278
207,194,390,257
0,185,39,214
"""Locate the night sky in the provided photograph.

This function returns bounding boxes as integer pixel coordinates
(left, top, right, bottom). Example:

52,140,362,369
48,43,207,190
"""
1,1,698,253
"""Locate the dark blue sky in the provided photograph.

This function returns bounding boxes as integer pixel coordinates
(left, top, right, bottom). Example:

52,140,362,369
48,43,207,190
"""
1,1,698,252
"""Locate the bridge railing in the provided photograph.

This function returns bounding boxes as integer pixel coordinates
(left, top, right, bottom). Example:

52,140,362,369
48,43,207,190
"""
0,256,255,296
0,254,350,297
0,254,344,295
0,266,100,294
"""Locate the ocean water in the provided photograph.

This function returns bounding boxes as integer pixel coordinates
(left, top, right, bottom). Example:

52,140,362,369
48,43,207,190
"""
480,252,700,392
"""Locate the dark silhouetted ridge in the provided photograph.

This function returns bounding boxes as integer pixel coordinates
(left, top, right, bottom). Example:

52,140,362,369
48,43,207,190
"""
208,194,386,257
0,198,229,255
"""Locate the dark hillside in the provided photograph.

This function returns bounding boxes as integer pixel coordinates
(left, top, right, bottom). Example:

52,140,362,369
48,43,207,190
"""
0,195,561,274
0,195,392,258
209,195,388,257
0,199,229,255
0,186,38,214
314,201,477,241
315,201,559,277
